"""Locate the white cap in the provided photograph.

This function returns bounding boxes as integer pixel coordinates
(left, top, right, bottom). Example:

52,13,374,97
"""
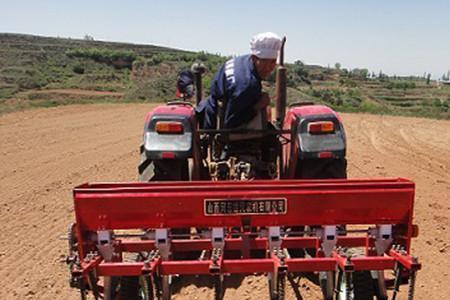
250,32,282,59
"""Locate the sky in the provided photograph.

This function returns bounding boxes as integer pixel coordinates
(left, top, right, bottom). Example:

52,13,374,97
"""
1,0,449,78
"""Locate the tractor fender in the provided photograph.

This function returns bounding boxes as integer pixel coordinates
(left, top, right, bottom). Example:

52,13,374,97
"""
142,103,197,160
283,104,347,179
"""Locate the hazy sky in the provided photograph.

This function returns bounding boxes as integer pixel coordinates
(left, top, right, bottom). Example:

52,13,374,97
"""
1,0,449,78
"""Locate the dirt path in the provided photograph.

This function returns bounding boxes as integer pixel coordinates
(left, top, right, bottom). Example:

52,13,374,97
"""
0,104,448,299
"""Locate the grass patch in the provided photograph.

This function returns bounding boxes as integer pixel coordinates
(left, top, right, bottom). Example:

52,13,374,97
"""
0,84,19,99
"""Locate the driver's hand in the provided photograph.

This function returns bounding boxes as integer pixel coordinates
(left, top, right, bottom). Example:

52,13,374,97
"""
254,92,270,110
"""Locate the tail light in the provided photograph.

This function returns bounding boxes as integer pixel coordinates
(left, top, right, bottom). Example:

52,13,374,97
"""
155,121,184,134
161,151,176,159
307,121,334,134
318,151,333,158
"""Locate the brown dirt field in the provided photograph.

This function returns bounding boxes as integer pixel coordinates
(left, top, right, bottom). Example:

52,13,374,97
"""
0,104,449,299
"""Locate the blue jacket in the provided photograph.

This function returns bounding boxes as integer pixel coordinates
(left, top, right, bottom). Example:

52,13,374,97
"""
196,55,262,129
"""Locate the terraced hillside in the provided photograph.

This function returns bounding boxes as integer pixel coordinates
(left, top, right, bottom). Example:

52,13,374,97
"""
0,33,449,119
0,33,225,111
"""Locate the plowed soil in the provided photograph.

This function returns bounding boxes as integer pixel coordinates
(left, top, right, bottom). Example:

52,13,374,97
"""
0,104,449,299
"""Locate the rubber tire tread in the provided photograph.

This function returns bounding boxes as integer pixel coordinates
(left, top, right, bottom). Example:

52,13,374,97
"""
352,271,376,300
295,158,347,179
118,276,153,300
277,273,285,300
118,276,140,300
139,158,189,181
214,276,224,300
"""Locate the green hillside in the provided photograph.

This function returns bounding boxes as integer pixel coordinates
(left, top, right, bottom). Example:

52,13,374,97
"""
0,34,224,100
0,33,449,119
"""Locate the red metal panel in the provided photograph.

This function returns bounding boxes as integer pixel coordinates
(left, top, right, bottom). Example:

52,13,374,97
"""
97,262,146,276
286,105,342,121
333,252,349,270
286,258,337,272
389,249,421,271
119,237,371,253
120,240,155,252
351,256,396,271
72,178,418,280
282,237,318,249
90,255,411,277
160,260,211,275
72,255,103,277
96,259,276,276
336,236,372,248
332,251,397,271
74,177,411,189
73,178,415,231
118,237,317,253
222,259,275,274
120,239,214,253
144,104,194,123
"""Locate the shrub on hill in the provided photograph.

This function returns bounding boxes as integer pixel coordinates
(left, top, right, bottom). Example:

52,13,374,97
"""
339,78,357,87
386,81,416,90
442,100,449,112
72,64,85,74
0,85,18,99
66,48,137,69
310,89,343,105
1,67,48,89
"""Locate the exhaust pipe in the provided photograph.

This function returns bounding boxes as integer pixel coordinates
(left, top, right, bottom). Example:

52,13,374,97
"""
275,37,287,129
191,63,207,106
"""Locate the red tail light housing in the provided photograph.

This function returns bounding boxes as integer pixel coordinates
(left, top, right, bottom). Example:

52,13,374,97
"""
318,151,333,158
155,121,184,134
307,121,334,134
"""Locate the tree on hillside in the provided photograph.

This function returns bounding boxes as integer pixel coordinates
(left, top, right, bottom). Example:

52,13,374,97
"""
290,61,310,85
352,68,369,80
443,72,450,81
335,62,341,70
426,73,431,85
378,70,388,81
84,34,94,41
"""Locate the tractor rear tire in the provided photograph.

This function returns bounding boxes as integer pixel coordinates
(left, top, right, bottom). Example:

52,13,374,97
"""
336,270,378,300
138,156,192,238
118,276,154,300
295,158,347,179
112,252,154,300
335,248,385,300
139,157,190,182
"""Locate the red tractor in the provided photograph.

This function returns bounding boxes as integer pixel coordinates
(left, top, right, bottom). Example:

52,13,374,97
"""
66,40,420,300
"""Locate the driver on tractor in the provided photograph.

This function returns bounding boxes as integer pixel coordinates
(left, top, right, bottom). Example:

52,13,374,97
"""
196,31,282,130
196,32,283,178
